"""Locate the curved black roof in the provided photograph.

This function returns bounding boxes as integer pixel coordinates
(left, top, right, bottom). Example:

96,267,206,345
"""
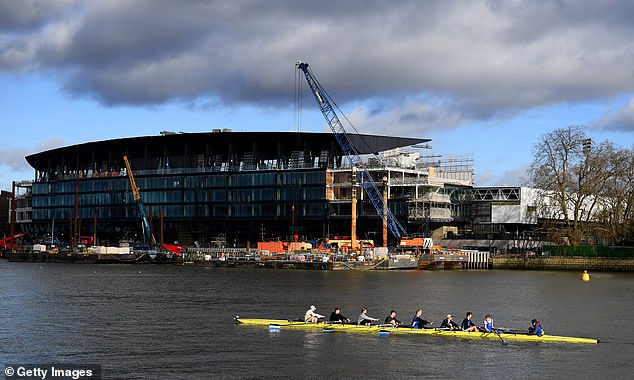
26,131,429,172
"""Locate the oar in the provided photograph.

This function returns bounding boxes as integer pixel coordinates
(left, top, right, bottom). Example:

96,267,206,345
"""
435,327,459,332
498,327,532,335
492,328,508,345
268,320,324,330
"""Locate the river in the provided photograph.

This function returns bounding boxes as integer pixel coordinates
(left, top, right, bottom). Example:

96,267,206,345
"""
1,260,632,379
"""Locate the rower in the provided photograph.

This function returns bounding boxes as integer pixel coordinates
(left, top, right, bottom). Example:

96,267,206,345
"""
329,307,350,323
304,305,325,323
483,314,496,332
461,312,479,332
440,314,459,330
411,309,432,329
528,319,543,336
384,310,401,327
357,307,379,326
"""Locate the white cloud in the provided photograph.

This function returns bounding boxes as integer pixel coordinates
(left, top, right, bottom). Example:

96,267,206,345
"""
0,137,66,171
595,97,634,131
345,98,464,137
476,164,529,187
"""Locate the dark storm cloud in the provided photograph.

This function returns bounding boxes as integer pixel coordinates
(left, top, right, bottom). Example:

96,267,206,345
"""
0,0,74,32
2,0,634,132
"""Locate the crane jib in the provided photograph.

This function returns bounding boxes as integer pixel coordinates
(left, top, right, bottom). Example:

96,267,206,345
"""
295,61,406,239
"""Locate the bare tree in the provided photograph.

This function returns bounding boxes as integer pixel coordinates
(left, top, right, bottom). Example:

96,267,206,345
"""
595,146,634,244
528,126,615,245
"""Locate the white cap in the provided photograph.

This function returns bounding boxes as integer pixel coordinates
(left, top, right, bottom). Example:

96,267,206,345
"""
310,305,316,310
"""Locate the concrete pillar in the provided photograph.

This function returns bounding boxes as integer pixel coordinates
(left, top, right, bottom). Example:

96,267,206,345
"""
351,167,357,251
382,175,388,248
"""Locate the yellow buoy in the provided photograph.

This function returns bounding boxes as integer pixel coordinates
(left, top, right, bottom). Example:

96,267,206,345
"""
582,270,590,282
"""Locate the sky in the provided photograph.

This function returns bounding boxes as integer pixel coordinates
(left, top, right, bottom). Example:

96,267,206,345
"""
2,0,634,191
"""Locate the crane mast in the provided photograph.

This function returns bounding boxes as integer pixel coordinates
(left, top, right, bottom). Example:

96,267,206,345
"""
123,155,155,246
296,61,406,239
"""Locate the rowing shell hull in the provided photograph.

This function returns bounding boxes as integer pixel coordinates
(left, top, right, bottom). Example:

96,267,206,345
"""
235,318,598,344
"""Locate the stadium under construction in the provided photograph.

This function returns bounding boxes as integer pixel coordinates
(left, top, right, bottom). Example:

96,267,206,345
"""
13,130,477,248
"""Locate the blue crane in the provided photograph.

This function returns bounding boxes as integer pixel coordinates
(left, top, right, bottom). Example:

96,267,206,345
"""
296,61,407,239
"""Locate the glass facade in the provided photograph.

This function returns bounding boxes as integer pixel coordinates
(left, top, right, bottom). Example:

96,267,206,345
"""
24,132,437,245
31,168,328,242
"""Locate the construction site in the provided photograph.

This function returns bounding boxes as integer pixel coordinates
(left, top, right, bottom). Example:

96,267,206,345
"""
3,62,539,269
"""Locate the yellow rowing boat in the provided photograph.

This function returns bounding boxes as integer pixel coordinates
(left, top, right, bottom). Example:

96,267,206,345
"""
234,317,598,344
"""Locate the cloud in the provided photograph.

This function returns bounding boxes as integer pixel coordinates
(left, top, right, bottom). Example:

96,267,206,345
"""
594,97,634,131
345,97,465,136
2,0,634,123
0,0,77,32
0,149,30,171
0,137,65,171
476,164,529,187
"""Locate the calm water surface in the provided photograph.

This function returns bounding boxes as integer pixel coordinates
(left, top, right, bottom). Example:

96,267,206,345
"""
1,260,633,379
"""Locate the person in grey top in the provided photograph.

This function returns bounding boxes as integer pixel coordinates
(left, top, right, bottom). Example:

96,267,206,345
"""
357,307,379,326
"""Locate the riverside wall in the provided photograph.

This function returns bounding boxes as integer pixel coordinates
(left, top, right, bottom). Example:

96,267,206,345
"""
493,256,634,271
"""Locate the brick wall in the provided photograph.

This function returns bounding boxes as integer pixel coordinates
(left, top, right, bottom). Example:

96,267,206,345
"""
493,256,634,271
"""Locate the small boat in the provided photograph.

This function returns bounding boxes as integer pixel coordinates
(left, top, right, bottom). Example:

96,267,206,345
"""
234,317,598,344
386,254,419,270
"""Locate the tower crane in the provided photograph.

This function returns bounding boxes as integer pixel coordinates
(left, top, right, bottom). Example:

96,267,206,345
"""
123,155,156,246
296,61,407,239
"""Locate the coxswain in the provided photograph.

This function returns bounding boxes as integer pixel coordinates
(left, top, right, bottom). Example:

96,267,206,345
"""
461,312,479,332
528,319,543,336
411,308,433,329
440,314,459,331
357,307,379,326
329,307,350,323
304,305,325,323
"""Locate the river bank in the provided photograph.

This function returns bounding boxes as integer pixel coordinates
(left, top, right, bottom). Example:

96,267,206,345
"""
493,255,634,271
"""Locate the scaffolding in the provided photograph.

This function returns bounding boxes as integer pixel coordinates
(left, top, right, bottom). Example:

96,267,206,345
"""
417,155,474,184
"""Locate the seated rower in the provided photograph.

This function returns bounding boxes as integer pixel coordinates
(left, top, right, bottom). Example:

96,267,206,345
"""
483,314,496,332
411,308,433,329
384,310,401,327
304,305,325,323
329,307,350,323
440,314,459,331
528,319,543,336
461,312,479,332
357,307,379,326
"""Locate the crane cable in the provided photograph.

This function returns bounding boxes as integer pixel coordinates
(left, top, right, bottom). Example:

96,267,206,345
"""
294,67,303,133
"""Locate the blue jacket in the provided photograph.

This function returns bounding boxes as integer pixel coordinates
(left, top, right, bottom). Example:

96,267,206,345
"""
412,316,431,329
530,324,543,336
